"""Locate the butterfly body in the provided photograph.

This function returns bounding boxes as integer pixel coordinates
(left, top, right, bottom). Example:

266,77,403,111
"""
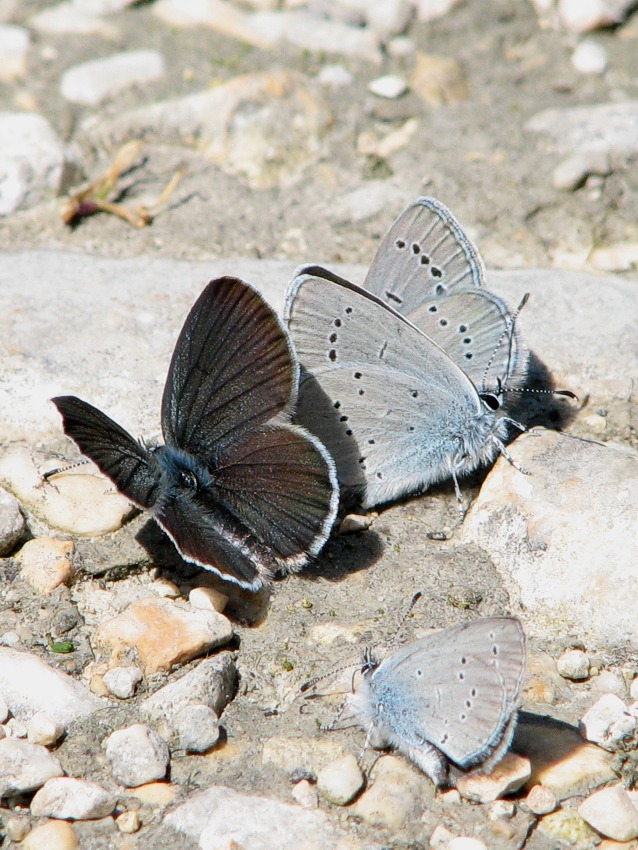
349,617,526,786
53,277,338,590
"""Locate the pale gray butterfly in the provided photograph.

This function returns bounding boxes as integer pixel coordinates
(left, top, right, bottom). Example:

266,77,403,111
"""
349,617,526,786
363,196,529,404
284,266,527,509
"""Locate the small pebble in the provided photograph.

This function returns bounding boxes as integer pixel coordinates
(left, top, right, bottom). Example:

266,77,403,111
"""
188,586,228,614
128,781,177,806
368,73,408,99
317,64,353,88
0,739,63,796
150,578,181,598
338,514,372,534
352,755,424,828
60,49,165,106
631,677,638,701
5,817,30,842
103,666,143,699
557,648,590,680
571,39,607,74
0,486,25,555
174,703,220,753
316,753,365,805
0,694,9,723
558,0,626,33
30,776,116,820
27,712,64,746
551,149,610,191
429,824,455,849
0,24,29,82
488,799,516,819
105,723,170,787
578,784,638,841
525,784,557,815
456,753,531,803
5,718,28,737
291,778,318,808
16,537,75,594
116,810,142,834
579,693,637,750
22,819,78,850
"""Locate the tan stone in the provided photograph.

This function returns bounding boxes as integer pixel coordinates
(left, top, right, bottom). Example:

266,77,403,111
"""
352,755,428,829
410,51,468,107
127,781,177,806
16,537,75,593
93,596,233,674
457,753,531,803
22,819,79,850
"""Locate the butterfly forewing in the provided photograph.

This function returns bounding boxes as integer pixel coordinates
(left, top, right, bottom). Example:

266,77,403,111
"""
371,617,526,768
285,268,484,506
364,197,485,312
52,396,160,508
212,423,338,564
162,277,295,455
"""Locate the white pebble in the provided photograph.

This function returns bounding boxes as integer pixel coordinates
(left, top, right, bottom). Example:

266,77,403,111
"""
630,677,638,700
27,712,64,747
0,695,9,723
0,112,66,215
317,753,365,805
116,810,141,833
105,723,169,787
558,0,626,33
579,693,637,750
448,838,488,850
579,783,638,841
174,704,220,753
571,39,607,74
368,73,408,99
317,64,353,88
488,799,516,819
291,778,318,808
103,666,143,699
5,718,27,737
0,24,29,82
557,648,590,680
30,776,116,820
188,586,228,613
551,149,610,191
0,738,63,796
60,50,165,106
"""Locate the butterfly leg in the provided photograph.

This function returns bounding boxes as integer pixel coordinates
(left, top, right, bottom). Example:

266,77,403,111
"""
492,436,532,476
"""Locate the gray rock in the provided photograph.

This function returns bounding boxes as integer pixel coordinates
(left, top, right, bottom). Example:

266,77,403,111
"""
579,693,637,750
83,71,331,190
557,649,590,681
60,50,165,106
0,486,24,554
105,723,169,787
174,704,220,753
0,24,29,82
102,666,143,699
0,738,63,797
1,254,635,455
0,113,67,215
141,653,237,727
459,430,638,646
30,776,116,820
0,648,104,725
29,2,119,36
525,101,638,160
551,149,610,191
578,784,638,841
164,785,350,849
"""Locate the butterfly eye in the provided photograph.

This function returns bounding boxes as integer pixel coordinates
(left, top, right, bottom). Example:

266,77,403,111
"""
481,393,501,412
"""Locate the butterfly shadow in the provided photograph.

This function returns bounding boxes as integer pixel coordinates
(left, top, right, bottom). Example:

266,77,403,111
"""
135,519,272,626
510,710,592,777
298,524,385,584
507,349,581,432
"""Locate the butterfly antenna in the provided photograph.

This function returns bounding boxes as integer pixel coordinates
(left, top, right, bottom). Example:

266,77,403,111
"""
481,293,529,391
387,591,423,649
43,458,91,480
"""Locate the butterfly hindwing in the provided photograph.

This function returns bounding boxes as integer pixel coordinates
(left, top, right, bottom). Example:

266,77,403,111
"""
212,423,338,566
51,396,160,508
364,197,485,312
